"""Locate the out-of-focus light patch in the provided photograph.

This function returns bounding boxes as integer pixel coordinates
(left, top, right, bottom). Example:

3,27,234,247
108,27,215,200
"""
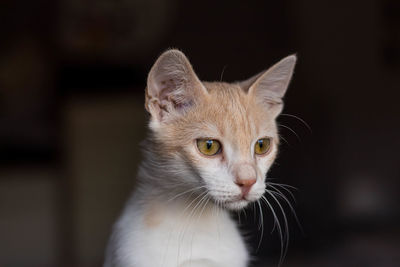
338,173,395,220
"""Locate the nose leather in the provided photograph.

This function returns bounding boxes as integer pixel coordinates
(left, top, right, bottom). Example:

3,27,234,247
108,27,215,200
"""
235,178,256,196
234,164,257,197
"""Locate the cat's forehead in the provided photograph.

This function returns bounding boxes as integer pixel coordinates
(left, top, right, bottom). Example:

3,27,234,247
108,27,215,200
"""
202,82,242,96
188,82,277,139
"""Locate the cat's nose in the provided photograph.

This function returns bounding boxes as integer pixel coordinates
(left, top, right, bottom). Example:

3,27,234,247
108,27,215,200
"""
234,164,257,197
235,178,257,197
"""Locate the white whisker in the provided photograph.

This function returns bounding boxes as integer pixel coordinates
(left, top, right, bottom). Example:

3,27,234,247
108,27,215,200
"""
278,123,301,141
280,113,312,133
167,185,207,202
268,182,298,203
267,184,303,233
265,191,289,266
256,200,264,252
261,195,284,266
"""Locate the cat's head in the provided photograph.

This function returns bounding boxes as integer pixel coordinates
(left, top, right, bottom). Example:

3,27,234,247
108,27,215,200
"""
145,49,296,210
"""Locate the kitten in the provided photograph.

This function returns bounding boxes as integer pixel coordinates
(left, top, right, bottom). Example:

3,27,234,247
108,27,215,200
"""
104,49,296,267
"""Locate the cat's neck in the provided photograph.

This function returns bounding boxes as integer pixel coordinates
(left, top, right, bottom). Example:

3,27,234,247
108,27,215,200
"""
134,149,220,218
136,167,211,207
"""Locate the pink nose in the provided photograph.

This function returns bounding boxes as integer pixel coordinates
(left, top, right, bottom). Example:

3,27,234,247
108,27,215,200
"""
235,178,256,196
234,164,257,197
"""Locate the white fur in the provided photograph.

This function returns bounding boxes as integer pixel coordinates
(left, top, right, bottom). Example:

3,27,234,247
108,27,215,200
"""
105,192,248,267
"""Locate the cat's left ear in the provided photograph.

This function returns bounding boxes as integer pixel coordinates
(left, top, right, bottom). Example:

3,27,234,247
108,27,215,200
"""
242,54,297,116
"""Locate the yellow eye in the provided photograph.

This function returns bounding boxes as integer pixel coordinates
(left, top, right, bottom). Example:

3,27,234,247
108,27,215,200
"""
254,138,271,155
196,139,221,156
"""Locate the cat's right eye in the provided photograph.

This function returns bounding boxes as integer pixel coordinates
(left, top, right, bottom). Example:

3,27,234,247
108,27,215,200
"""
196,139,221,156
254,137,271,155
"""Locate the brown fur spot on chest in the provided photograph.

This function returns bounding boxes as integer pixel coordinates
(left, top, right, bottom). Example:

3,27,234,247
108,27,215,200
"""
143,202,162,228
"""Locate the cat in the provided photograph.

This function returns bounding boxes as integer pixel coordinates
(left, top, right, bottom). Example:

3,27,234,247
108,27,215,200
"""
104,49,296,267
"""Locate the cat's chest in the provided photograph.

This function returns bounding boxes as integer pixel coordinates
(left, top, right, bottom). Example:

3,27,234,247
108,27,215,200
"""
136,199,248,266
142,199,220,231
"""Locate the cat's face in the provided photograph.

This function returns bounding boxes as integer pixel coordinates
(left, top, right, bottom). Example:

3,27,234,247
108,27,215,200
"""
145,50,296,210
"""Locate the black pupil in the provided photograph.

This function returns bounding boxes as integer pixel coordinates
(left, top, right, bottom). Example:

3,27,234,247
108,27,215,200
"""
258,140,263,148
206,140,213,150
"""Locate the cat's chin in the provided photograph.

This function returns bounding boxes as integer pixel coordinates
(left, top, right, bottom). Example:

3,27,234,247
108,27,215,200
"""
223,199,250,210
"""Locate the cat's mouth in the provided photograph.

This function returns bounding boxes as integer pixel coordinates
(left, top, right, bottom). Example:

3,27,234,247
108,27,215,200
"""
209,191,263,210
223,199,250,210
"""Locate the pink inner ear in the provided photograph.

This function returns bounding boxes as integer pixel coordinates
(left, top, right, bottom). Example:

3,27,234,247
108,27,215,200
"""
159,78,178,100
158,77,194,112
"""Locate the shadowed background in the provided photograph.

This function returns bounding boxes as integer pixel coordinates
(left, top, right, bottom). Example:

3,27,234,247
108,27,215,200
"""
1,0,399,266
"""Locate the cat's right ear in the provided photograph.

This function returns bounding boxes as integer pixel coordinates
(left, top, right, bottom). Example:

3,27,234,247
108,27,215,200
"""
145,49,208,125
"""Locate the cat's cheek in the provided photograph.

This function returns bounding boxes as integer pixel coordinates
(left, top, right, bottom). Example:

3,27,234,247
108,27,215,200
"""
256,147,277,174
187,146,226,171
185,146,211,164
256,157,271,176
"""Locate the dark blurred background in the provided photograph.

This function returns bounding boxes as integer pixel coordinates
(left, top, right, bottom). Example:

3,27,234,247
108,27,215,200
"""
1,0,399,266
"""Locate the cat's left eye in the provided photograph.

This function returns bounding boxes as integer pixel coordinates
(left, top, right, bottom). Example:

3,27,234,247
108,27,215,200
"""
254,138,272,155
196,139,221,156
